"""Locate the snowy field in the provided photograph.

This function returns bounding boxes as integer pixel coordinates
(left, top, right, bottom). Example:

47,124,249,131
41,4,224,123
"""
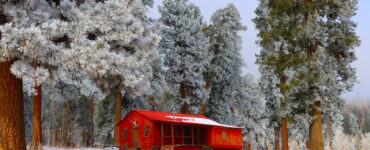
43,147,118,150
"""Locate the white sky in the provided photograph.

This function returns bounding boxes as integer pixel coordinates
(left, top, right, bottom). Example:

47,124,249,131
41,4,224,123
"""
148,0,370,103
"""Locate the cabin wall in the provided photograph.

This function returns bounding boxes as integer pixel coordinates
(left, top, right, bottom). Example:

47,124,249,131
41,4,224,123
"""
210,127,243,149
153,122,162,146
119,112,155,150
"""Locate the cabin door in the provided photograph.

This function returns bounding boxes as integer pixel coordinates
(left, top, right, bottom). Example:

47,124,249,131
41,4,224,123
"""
132,127,140,148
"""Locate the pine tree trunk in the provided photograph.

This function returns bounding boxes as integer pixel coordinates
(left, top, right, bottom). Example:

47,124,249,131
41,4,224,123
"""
255,134,259,150
113,88,122,145
281,119,289,150
327,117,333,150
0,60,26,150
31,63,42,150
266,138,271,150
247,128,251,150
52,101,58,147
278,44,289,150
30,85,42,150
88,96,94,146
199,80,210,116
62,100,71,147
180,83,189,114
199,104,206,116
308,101,324,150
274,126,280,150
82,128,87,146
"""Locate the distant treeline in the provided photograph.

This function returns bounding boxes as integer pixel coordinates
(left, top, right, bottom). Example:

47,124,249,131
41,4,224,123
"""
344,104,370,135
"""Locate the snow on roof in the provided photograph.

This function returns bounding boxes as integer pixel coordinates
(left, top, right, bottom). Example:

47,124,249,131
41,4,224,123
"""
134,110,241,129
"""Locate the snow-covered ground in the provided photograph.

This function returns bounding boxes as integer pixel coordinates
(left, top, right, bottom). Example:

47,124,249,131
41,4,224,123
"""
43,147,118,150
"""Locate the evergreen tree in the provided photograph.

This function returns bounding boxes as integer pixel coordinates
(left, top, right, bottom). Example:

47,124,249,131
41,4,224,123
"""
237,74,267,149
342,111,361,137
205,4,246,124
0,0,71,149
159,0,209,114
62,0,161,144
258,66,282,150
254,1,360,150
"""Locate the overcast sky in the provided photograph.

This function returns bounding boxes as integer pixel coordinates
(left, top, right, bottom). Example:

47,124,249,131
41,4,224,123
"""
148,0,370,103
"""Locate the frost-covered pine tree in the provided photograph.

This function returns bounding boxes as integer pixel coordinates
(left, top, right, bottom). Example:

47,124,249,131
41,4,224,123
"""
235,74,267,149
0,0,73,149
254,1,360,150
254,0,308,148
62,0,161,144
258,64,284,150
342,111,361,137
205,4,246,124
158,0,209,114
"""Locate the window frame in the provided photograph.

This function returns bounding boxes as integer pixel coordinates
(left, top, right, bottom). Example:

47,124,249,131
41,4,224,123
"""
222,130,227,141
123,128,128,140
144,127,150,137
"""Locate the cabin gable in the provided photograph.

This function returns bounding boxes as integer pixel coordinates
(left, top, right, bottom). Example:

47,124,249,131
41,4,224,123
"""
118,111,155,150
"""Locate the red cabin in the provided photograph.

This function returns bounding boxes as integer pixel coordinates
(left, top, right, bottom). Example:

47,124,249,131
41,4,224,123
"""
117,110,243,150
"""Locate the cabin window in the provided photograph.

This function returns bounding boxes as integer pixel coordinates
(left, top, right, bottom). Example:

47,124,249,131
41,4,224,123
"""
144,127,150,137
123,128,128,139
174,126,181,136
222,131,227,141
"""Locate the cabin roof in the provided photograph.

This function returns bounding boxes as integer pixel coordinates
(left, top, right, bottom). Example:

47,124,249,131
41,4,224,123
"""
121,110,241,129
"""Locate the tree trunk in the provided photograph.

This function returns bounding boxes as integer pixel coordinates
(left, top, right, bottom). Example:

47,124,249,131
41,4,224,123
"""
278,43,289,150
180,83,189,114
281,119,289,150
0,60,26,150
114,88,123,145
31,63,42,150
247,128,251,150
52,101,59,147
266,138,271,150
274,126,280,150
327,117,333,150
62,100,71,147
30,85,42,150
255,134,259,150
308,101,324,150
199,80,211,116
88,96,94,146
199,104,206,116
180,103,189,114
82,128,87,146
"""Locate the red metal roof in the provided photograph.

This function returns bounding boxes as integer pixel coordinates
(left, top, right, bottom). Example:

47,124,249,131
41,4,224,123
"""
130,110,241,128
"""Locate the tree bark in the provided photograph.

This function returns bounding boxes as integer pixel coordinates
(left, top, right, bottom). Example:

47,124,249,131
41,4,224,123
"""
30,63,42,150
266,137,271,150
113,88,122,145
199,80,211,116
308,101,324,150
247,128,251,150
88,96,94,146
255,134,259,150
0,60,26,150
61,100,71,147
278,43,289,150
274,126,280,150
281,119,289,150
30,85,42,150
180,83,189,114
327,117,333,150
199,104,206,116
